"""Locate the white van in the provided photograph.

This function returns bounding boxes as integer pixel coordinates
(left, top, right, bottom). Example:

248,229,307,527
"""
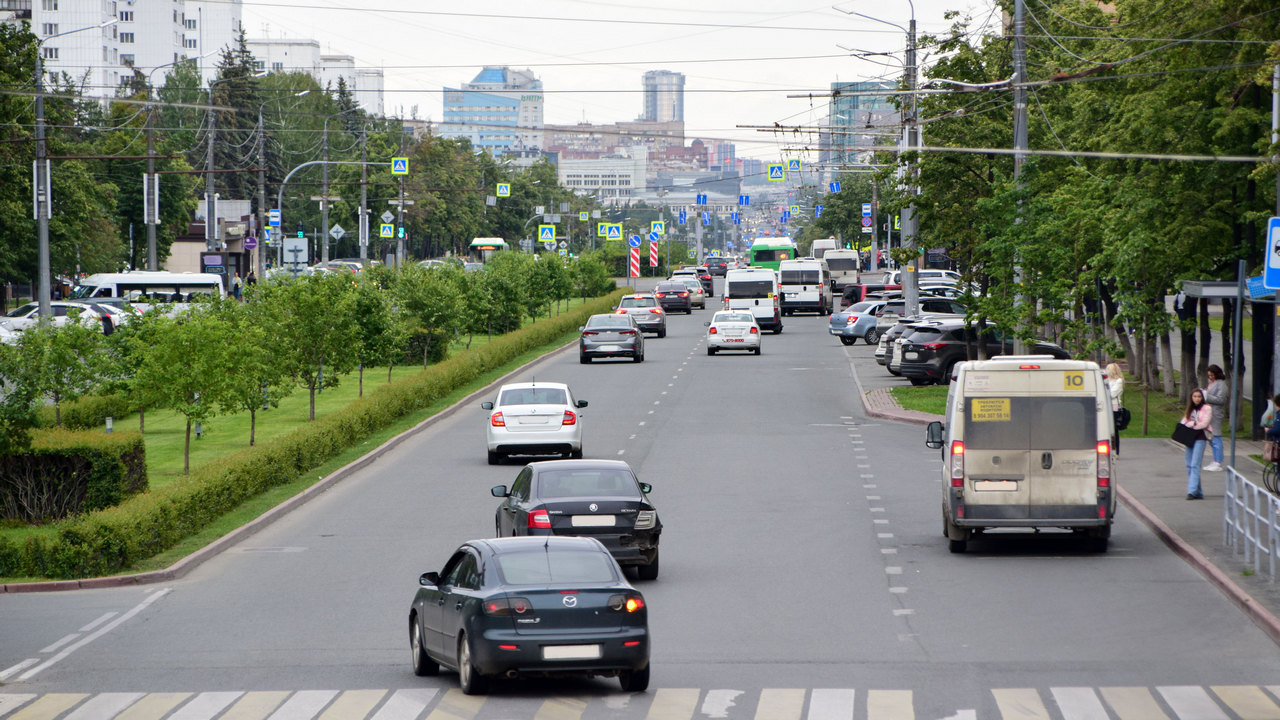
723,267,782,333
924,357,1116,553
810,238,837,259
778,259,831,315
70,271,225,310
823,249,861,294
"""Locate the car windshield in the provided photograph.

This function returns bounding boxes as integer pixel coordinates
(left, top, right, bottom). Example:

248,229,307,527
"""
714,313,754,323
494,550,618,586
6,304,36,318
619,297,656,308
726,280,773,299
499,387,568,406
538,469,638,498
586,316,631,329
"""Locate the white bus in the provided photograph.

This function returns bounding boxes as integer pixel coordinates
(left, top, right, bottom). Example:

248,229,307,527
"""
70,271,225,309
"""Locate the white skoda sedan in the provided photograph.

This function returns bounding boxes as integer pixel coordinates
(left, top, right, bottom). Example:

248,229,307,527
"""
482,382,587,465
705,311,761,355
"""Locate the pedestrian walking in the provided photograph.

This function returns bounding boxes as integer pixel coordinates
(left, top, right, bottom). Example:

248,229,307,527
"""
1179,388,1212,500
245,270,257,287
1105,362,1124,455
1203,364,1227,471
231,272,242,301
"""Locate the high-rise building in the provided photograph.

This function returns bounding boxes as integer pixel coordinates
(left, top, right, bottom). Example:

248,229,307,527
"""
827,80,898,166
640,70,684,123
440,66,543,154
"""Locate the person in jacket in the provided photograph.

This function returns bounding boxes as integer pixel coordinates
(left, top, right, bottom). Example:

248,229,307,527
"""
1203,365,1227,471
1265,393,1280,442
1105,362,1124,455
1180,388,1212,500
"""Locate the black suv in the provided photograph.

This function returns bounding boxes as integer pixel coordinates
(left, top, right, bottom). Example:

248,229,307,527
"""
653,281,693,314
704,257,730,276
897,321,1072,385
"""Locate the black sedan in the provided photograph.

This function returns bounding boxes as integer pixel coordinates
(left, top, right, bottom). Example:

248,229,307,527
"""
491,459,661,580
579,313,644,363
409,536,650,694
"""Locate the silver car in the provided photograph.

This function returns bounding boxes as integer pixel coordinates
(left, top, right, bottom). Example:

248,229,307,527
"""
615,294,667,337
705,310,761,355
673,276,707,309
829,300,885,346
482,382,587,465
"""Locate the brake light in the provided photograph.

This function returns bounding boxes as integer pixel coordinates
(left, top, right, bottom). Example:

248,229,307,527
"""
607,593,646,613
1096,440,1111,488
679,292,688,297
950,440,965,487
846,315,859,325
620,329,636,336
655,292,666,298
491,412,505,427
582,330,598,336
708,327,718,334
1019,364,1041,369
649,308,662,314
562,410,577,426
749,326,759,334
616,310,626,315
484,597,534,616
922,342,946,350
528,509,552,529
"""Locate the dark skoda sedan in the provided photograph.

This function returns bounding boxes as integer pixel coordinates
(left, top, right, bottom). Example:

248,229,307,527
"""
491,459,661,580
579,313,644,363
409,536,650,694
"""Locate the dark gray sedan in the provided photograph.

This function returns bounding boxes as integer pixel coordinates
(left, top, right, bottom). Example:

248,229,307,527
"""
409,536,650,694
579,313,644,363
491,459,661,580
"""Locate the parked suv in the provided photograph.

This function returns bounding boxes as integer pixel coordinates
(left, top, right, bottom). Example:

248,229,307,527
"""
898,321,1072,385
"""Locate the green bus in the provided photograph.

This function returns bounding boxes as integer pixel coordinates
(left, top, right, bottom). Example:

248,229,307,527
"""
747,237,797,271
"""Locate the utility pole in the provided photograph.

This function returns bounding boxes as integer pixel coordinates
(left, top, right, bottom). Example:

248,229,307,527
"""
871,180,880,274
1271,64,1279,397
1012,0,1030,354
145,107,158,271
396,126,406,265
205,88,217,253
360,126,369,267
256,112,266,278
902,12,920,318
321,123,331,264
34,49,51,318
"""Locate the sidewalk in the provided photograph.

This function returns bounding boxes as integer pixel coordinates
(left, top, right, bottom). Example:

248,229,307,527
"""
865,390,1280,646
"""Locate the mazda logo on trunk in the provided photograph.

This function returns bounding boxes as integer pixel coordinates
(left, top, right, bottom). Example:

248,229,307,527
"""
562,596,577,607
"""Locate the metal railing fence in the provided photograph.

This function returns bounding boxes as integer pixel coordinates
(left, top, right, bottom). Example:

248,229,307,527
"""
1224,467,1280,580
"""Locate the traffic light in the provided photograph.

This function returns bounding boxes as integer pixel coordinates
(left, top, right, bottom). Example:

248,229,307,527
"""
297,221,304,239
397,226,405,239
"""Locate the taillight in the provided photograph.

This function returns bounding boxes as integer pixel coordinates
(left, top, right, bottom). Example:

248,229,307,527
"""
749,327,759,334
562,410,577,426
679,292,688,297
655,292,666,298
708,327,718,334
528,509,552,529
649,308,662,314
491,412,505,427
620,329,636,336
484,596,534,616
607,593,646,613
582,330,598,336
846,315,859,325
922,342,946,350
616,310,627,315
634,510,657,529
950,440,965,487
1096,440,1111,488
1019,364,1041,369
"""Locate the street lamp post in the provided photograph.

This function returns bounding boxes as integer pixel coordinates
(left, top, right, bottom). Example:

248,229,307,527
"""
33,18,118,319
257,90,310,278
205,71,266,256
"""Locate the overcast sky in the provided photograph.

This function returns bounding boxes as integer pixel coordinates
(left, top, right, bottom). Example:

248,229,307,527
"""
241,1,1000,161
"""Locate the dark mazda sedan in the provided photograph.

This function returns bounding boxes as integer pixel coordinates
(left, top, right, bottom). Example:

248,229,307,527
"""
579,313,644,363
409,536,650,694
652,281,693,314
491,459,661,580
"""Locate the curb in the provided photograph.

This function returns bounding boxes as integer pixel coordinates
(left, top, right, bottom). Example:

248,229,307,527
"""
1,339,579,594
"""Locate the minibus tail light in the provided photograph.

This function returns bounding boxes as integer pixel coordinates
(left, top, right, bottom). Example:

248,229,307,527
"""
950,440,965,487
1096,440,1111,487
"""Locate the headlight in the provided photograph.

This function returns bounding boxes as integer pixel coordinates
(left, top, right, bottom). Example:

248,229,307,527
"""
634,510,657,530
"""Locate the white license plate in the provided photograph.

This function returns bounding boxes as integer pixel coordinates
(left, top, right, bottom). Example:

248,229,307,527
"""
904,352,918,360
517,417,550,425
725,338,744,343
599,345,620,352
974,480,1019,491
571,514,615,527
543,644,602,660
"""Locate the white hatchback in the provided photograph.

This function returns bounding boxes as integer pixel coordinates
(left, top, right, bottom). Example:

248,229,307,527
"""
482,382,587,465
705,310,761,355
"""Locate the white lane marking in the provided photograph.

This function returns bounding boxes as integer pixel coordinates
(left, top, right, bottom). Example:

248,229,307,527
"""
370,689,438,720
700,689,743,719
654,401,661,405
65,692,145,720
892,609,915,616
39,633,81,654
79,612,117,632
266,690,337,720
1158,687,1230,720
874,519,889,524
661,391,667,395
851,440,865,444
890,587,909,593
856,455,868,460
864,484,878,489
19,589,171,681
0,659,38,682
878,533,895,539
648,410,655,414
170,692,243,720
858,464,871,468
807,689,855,719
1051,688,1109,720
870,508,886,513
885,567,903,575
617,450,626,456
850,433,862,438
840,416,853,420
629,434,637,440
860,474,875,478
672,376,678,379
867,495,881,500
881,549,898,555
0,694,37,715
668,383,674,387
639,421,646,426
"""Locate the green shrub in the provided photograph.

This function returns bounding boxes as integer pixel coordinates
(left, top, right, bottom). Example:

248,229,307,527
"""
35,394,136,430
0,291,624,580
0,428,146,524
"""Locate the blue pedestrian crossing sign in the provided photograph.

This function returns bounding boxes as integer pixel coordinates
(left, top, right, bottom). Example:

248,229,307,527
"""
379,223,394,238
496,183,511,197
815,205,823,218
696,193,708,206
391,157,408,175
651,220,665,235
1266,217,1280,290
538,224,555,241
768,164,785,181
738,195,750,206
606,224,623,241
787,158,801,172
579,211,588,221
597,222,609,237
829,181,841,193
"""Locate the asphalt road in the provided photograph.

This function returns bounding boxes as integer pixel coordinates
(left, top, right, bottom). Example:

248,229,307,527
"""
3,278,1280,719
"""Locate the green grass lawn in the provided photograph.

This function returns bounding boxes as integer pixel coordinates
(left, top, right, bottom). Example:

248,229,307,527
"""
1206,314,1253,342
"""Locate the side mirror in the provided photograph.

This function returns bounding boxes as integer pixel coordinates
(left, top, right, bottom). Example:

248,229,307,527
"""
490,484,509,498
704,321,710,326
578,326,585,332
639,482,652,494
575,400,588,408
612,306,619,311
481,401,493,410
420,571,440,587
925,421,944,449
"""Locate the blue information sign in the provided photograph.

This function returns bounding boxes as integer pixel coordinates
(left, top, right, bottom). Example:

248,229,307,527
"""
696,194,708,206
738,195,750,206
628,235,642,248
829,182,841,193
1266,217,1280,290
678,210,687,225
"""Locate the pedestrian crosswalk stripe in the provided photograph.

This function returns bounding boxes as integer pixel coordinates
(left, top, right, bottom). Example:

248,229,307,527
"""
993,689,1049,720
65,693,144,720
369,690,436,720
532,695,586,720
806,689,855,720
1099,687,1169,720
756,689,805,719
868,690,913,720
269,690,337,720
1052,688,1109,720
646,689,699,719
318,690,384,720
425,688,483,720
9,693,87,720
1159,687,1230,720
169,691,241,720
115,693,192,720
222,691,289,720
0,696,34,718
1211,687,1280,720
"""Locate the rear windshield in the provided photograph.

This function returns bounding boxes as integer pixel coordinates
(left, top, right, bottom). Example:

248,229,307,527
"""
781,270,822,285
538,468,638,498
826,258,858,271
850,302,877,313
726,280,774,298
714,313,754,323
585,316,631,329
500,387,567,406
494,550,618,585
655,283,686,292
906,327,945,342
619,297,657,308
881,302,906,315
963,396,1097,449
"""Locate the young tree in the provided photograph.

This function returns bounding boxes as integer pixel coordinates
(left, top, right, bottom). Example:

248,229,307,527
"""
397,265,462,367
349,275,403,395
216,297,293,445
19,316,109,427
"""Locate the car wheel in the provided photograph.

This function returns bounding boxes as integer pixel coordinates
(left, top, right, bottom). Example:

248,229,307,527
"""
909,376,932,386
840,337,856,346
579,353,590,364
888,367,902,377
619,663,651,692
707,346,716,356
945,515,969,554
657,328,666,338
487,450,501,466
1086,525,1110,553
636,550,659,580
686,308,693,315
571,447,583,459
457,634,489,695
411,616,439,676
864,328,880,345
754,347,762,355
773,327,782,335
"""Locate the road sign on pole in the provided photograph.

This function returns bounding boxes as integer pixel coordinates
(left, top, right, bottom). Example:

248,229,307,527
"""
1265,217,1280,289
628,235,642,248
651,220,665,235
829,181,841,193
379,224,394,238
738,195,750,206
696,194,707,206
678,210,687,225
268,209,281,227
768,164,785,181
538,225,555,241
329,224,345,240
496,183,510,197
606,224,623,241
391,157,408,175
787,158,801,172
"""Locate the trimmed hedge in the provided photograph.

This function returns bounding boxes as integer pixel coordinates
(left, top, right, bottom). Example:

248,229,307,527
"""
35,394,137,431
0,291,625,580
0,429,147,523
